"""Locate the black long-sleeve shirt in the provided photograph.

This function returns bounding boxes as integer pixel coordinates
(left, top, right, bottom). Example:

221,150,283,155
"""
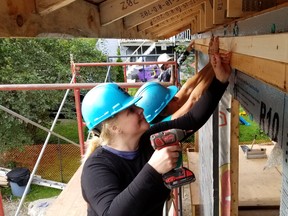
81,78,228,216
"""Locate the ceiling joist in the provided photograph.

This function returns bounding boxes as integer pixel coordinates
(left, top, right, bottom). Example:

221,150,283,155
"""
137,0,206,32
144,7,200,34
0,0,287,40
99,0,159,26
227,0,243,17
147,12,196,36
124,0,206,29
161,24,191,39
36,0,76,15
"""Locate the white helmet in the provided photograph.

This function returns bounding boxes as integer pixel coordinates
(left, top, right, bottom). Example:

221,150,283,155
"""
157,53,172,68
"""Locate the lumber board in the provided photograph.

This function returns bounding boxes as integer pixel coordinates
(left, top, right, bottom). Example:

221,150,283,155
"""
227,0,243,17
137,1,201,32
187,150,200,215
99,0,158,26
161,23,190,39
124,0,205,29
238,144,281,206
194,34,288,93
143,8,199,34
231,99,239,216
36,0,76,15
213,0,230,24
146,12,196,36
187,144,281,209
45,165,87,216
204,1,213,29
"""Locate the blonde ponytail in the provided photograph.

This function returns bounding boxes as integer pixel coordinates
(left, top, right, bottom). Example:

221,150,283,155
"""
81,117,116,164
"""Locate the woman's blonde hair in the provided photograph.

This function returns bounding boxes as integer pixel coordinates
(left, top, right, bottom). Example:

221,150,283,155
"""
81,117,117,163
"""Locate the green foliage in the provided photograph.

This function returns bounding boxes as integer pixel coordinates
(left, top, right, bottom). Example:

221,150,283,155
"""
128,88,138,96
0,38,107,151
174,44,195,84
239,115,270,143
34,119,88,144
114,47,125,82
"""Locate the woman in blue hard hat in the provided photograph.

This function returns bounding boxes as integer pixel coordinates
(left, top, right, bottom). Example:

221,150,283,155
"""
80,36,231,216
136,36,231,124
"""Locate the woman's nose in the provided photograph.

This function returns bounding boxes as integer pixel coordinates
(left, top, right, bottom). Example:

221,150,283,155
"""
135,105,144,115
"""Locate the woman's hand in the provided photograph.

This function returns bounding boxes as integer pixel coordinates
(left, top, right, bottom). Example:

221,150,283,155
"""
209,36,232,83
148,145,181,174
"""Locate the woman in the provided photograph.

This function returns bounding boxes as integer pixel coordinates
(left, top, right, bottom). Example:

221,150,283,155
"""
81,36,231,216
135,37,231,124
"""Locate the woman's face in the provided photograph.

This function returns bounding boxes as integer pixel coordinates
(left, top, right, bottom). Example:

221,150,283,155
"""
115,105,150,136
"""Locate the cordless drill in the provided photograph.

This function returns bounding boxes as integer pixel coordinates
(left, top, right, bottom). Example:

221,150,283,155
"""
150,129,196,189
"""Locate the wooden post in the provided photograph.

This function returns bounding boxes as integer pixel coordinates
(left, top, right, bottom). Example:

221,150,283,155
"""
230,98,239,216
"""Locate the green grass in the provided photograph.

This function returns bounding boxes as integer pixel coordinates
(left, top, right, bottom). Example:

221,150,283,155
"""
35,119,89,144
239,115,271,143
1,184,61,202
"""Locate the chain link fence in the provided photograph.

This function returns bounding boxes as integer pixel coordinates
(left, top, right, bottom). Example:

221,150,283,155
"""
0,143,81,183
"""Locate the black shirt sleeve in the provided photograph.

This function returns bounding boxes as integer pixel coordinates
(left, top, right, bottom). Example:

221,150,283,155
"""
143,77,228,137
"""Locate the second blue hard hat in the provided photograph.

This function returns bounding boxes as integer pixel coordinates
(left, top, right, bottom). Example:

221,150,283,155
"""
135,82,178,123
81,83,141,130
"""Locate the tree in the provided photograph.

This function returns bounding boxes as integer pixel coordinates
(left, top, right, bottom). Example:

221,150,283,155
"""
0,38,110,151
114,47,125,82
174,44,195,85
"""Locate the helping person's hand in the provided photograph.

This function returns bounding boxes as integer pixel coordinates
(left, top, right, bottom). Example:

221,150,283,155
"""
209,36,232,83
148,145,181,174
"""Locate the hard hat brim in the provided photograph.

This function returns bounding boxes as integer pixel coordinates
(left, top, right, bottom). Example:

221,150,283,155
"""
91,96,142,130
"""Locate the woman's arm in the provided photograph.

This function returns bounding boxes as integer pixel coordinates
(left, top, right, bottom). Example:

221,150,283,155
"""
171,67,215,119
147,77,229,135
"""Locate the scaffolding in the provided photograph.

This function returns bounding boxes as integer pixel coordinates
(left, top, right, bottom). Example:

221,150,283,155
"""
0,57,180,216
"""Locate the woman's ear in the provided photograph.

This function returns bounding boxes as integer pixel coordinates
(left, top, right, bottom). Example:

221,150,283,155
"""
111,125,123,134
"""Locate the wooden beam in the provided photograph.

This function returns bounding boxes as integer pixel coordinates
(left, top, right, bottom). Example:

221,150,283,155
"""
137,1,204,32
159,24,191,39
0,0,153,39
45,166,86,216
190,16,200,34
204,1,213,29
227,0,243,17
195,33,288,92
230,98,239,216
99,0,159,26
36,0,76,15
124,0,205,29
147,13,193,36
213,0,230,24
151,17,191,38
144,9,199,34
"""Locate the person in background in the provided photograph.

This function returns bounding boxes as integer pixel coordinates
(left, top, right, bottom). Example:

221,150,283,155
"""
158,40,196,83
135,36,231,124
80,36,231,216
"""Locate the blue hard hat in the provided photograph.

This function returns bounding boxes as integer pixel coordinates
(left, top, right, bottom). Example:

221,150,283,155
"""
81,83,141,130
135,82,178,123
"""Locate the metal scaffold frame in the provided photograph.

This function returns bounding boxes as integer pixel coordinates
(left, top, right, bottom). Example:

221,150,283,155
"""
0,57,179,216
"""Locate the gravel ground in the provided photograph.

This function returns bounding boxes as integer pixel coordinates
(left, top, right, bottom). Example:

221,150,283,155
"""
3,199,29,216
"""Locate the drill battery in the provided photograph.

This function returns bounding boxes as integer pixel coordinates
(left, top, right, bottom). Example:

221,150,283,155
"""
163,167,196,189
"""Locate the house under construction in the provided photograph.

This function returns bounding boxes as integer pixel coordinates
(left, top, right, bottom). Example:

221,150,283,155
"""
0,0,287,216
